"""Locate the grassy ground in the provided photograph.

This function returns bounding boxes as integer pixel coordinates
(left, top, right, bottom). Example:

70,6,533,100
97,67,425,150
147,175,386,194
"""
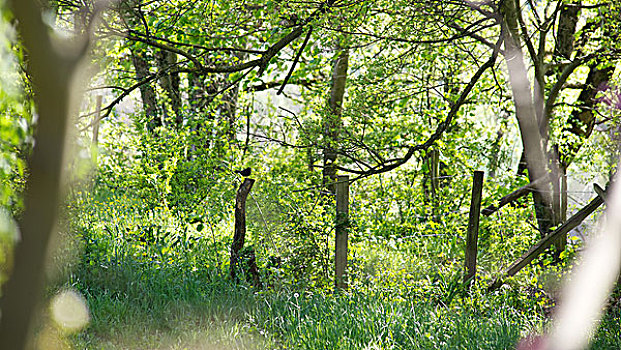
62,235,544,350
54,186,619,350
68,260,538,350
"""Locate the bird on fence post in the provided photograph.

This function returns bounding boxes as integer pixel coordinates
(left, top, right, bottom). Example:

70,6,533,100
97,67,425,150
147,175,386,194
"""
234,167,252,177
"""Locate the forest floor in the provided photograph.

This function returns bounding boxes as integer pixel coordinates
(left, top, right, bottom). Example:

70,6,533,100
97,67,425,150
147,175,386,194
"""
59,188,620,350
66,259,620,350
69,264,534,350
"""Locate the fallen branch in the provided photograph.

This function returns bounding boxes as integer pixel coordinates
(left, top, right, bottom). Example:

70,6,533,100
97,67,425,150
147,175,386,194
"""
489,189,606,291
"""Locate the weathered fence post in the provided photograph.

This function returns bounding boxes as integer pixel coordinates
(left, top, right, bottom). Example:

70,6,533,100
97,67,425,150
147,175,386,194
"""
230,178,258,286
92,95,102,144
335,175,349,290
464,170,484,285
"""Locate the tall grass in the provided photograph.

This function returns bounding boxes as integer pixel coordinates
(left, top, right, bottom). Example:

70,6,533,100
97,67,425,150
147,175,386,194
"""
254,291,537,350
61,184,619,349
69,254,265,349
69,253,541,350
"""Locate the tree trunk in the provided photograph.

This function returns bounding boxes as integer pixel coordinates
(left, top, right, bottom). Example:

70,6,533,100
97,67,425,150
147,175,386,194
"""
323,45,349,193
561,63,615,166
502,0,555,236
201,72,219,149
423,149,440,221
220,81,240,141
188,72,205,111
554,2,580,60
0,0,89,348
155,49,181,126
488,125,504,178
130,48,160,131
120,2,160,132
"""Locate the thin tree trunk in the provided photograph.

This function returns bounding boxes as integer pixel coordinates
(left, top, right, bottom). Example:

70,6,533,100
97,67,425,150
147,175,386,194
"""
0,0,90,348
323,45,349,193
220,82,240,141
120,2,160,132
488,126,504,178
423,149,440,220
201,71,219,149
219,50,247,141
188,72,205,111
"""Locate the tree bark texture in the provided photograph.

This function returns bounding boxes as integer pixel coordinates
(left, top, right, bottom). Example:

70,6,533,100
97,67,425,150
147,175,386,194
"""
130,48,160,131
155,49,182,126
561,64,615,166
220,79,241,141
554,2,580,59
423,149,440,221
188,72,205,111
120,2,161,132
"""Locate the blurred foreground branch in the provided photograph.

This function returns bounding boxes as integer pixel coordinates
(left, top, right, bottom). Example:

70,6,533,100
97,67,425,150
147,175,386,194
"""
0,0,100,349
545,174,621,349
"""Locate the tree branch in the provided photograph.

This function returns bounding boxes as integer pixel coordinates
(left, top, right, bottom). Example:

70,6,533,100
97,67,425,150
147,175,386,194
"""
337,35,503,177
278,26,313,95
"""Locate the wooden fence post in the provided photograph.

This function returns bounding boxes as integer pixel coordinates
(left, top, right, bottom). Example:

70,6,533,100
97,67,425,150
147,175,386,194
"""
464,170,484,284
335,175,349,290
92,95,102,144
90,95,102,165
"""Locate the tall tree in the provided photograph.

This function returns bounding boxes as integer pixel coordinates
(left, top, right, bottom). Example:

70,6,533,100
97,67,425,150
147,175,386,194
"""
155,49,181,126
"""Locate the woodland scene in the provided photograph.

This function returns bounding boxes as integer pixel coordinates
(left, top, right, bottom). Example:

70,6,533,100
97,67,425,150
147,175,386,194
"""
0,0,620,349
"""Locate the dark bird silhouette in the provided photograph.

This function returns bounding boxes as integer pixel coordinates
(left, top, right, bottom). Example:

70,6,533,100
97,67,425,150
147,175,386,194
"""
234,167,252,177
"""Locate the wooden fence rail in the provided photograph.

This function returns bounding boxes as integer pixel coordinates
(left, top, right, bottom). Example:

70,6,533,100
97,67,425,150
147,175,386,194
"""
482,174,551,216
